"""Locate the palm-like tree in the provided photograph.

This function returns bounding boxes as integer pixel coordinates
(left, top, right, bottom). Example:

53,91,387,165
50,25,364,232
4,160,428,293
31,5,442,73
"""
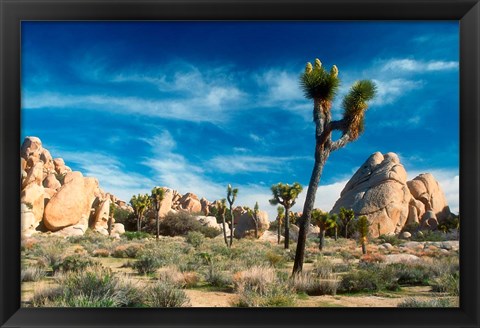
216,198,229,246
293,58,376,274
151,187,165,240
339,207,355,239
226,184,238,247
356,215,371,254
311,209,335,251
269,182,303,249
331,213,340,241
130,193,151,232
276,206,285,245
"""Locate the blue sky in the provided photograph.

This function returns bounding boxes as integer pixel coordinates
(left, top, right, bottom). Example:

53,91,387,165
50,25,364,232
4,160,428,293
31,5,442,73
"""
21,22,459,218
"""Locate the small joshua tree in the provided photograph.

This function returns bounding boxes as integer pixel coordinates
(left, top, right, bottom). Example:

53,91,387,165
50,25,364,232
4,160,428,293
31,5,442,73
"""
331,213,339,241
108,202,115,236
151,187,165,240
269,182,303,249
130,193,151,232
339,207,355,239
293,57,376,274
276,206,285,245
356,215,371,254
311,210,335,251
216,198,229,246
226,184,238,247
247,202,261,239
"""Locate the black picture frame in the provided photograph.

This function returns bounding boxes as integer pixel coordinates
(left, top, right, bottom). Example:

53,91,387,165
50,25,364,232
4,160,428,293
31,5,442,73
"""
1,0,479,327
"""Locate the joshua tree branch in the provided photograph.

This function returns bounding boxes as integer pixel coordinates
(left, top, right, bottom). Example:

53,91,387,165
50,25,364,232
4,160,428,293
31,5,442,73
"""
330,133,351,152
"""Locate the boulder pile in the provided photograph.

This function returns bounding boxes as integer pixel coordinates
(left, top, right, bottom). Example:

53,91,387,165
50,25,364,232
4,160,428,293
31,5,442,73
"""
330,152,451,237
20,137,129,238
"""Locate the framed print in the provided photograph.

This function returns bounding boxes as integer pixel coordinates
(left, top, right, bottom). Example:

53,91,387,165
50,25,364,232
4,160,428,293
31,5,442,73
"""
1,0,479,327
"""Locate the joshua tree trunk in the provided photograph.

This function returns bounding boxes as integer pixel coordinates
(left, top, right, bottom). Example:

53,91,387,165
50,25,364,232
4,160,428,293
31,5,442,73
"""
137,217,141,232
334,226,338,241
345,222,349,239
319,229,326,251
155,211,160,240
361,237,367,255
277,220,281,245
222,214,228,246
284,207,290,249
293,153,328,273
229,206,234,247
253,219,258,239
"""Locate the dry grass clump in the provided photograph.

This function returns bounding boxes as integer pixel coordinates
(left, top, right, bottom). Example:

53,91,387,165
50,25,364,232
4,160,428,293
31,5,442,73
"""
92,249,111,257
111,243,143,258
21,265,47,282
145,281,191,307
290,271,339,296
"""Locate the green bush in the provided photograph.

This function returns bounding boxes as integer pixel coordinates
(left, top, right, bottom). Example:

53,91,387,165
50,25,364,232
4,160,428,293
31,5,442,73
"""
158,212,220,237
133,252,161,275
204,264,232,288
186,231,205,248
146,281,190,307
431,272,459,295
111,243,143,258
398,297,452,307
338,264,399,293
123,231,151,240
389,263,432,286
290,271,339,296
377,234,402,246
52,254,96,273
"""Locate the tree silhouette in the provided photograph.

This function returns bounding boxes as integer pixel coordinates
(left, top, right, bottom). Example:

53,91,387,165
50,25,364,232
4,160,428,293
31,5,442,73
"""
108,201,115,236
226,184,238,247
151,187,165,240
339,207,355,239
130,193,151,232
293,58,376,274
247,202,261,238
269,182,303,249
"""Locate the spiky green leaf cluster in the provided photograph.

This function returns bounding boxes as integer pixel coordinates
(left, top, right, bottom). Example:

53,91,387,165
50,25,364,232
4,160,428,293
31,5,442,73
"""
300,58,340,101
311,209,336,230
227,184,238,205
269,182,303,206
130,193,152,215
342,80,377,137
151,187,165,209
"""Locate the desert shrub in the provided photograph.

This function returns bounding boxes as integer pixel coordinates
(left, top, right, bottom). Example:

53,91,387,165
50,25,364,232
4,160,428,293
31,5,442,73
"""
34,243,66,269
313,256,335,278
145,281,190,307
159,212,203,236
133,251,161,275
360,253,386,264
182,271,200,288
204,264,232,288
111,243,143,258
338,264,399,293
32,266,142,307
185,231,205,248
21,266,46,282
265,251,286,268
92,249,110,257
52,254,96,273
377,234,402,246
412,230,448,242
398,297,452,307
157,266,187,287
389,263,432,286
123,231,151,240
200,226,222,238
290,271,339,296
233,266,296,307
431,272,459,295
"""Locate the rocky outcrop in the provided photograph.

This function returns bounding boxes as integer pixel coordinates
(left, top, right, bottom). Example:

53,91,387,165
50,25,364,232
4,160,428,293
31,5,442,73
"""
330,152,451,237
233,208,269,238
20,136,128,238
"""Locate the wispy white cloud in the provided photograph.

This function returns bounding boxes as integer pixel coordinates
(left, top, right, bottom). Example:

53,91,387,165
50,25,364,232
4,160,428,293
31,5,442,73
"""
209,155,307,174
370,78,424,106
382,59,458,72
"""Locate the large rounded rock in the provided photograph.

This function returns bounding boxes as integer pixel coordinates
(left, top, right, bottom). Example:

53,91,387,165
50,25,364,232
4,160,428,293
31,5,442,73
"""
233,209,269,238
92,198,111,231
22,161,44,189
20,136,43,160
43,174,98,231
43,173,61,190
407,173,450,223
178,192,202,213
330,152,410,236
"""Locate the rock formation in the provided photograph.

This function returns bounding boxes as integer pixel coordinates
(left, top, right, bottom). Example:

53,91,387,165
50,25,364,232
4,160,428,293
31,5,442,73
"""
20,136,127,238
330,152,451,237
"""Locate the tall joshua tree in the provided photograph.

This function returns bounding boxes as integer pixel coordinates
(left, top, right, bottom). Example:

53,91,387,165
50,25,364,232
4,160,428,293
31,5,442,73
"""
276,206,285,245
216,198,229,246
226,184,238,247
293,58,376,274
269,182,303,249
130,193,151,232
151,187,165,240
